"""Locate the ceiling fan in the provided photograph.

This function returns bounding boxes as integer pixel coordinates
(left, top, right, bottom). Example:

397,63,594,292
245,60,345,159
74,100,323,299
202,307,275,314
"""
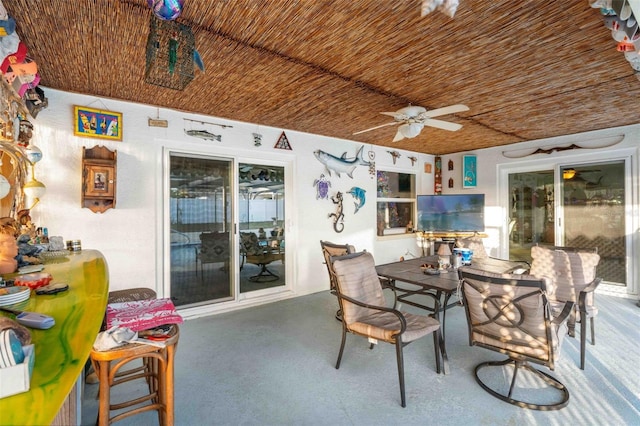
353,104,469,142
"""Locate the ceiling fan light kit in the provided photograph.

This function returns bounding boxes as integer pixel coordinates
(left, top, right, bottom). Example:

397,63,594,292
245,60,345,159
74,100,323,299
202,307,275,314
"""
354,103,469,142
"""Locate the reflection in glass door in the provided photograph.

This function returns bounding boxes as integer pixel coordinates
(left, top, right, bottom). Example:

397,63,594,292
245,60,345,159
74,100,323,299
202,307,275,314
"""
169,154,233,307
508,160,627,286
238,163,285,293
560,161,626,285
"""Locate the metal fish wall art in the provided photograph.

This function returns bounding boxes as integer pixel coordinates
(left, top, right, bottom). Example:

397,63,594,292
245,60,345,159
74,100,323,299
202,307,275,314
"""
313,145,370,178
185,129,221,142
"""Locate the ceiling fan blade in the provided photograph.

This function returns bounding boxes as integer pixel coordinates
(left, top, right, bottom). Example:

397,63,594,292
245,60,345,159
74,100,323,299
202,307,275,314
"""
392,128,406,142
424,118,463,131
422,104,469,118
352,121,398,135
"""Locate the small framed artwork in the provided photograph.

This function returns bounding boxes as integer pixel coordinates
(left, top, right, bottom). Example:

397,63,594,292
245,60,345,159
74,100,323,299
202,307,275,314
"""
73,105,122,141
462,155,477,188
83,164,115,198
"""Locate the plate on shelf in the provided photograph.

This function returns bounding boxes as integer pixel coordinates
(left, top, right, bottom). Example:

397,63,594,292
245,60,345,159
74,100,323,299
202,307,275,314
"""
0,286,31,306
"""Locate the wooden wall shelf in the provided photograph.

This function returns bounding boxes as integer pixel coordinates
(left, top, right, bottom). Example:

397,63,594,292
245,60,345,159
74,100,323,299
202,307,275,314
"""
82,146,117,213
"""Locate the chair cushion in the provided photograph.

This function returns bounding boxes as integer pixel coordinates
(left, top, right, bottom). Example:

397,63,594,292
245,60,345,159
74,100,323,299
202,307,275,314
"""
530,246,600,303
332,252,386,324
456,236,488,259
350,311,439,343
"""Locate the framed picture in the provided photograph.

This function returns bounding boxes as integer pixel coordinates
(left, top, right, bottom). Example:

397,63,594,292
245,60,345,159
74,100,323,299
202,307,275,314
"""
83,164,115,198
73,105,122,141
462,155,477,188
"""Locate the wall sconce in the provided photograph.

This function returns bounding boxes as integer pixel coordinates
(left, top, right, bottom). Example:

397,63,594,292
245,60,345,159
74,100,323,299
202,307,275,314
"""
563,168,576,179
23,165,46,210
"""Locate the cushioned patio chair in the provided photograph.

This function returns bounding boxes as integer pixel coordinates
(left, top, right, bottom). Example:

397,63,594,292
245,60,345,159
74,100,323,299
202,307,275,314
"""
319,240,356,321
529,245,601,370
458,267,574,410
330,251,441,407
240,232,283,282
198,232,230,276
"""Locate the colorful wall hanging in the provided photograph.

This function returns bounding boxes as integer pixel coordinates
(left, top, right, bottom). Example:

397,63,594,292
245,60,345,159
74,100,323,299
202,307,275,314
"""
73,106,122,141
434,156,442,194
463,155,477,188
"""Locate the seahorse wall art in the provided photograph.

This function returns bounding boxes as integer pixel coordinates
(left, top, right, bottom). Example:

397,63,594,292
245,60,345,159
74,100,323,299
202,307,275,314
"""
313,145,371,178
328,191,345,233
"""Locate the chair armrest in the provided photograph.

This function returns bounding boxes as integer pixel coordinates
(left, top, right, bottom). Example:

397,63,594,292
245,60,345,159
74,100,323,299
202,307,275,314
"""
551,300,575,326
578,277,602,310
337,292,407,335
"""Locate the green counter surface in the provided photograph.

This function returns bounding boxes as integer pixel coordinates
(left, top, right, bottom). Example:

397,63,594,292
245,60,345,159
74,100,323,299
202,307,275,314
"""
0,249,109,426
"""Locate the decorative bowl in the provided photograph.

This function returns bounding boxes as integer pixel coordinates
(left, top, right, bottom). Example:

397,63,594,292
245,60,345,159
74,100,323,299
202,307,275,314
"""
14,272,53,289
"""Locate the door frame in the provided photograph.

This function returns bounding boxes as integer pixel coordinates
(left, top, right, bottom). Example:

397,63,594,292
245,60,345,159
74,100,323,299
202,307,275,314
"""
161,146,296,318
497,148,638,298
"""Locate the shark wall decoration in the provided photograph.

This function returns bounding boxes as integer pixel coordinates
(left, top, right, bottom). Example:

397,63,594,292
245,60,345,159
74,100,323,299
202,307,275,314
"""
314,146,371,178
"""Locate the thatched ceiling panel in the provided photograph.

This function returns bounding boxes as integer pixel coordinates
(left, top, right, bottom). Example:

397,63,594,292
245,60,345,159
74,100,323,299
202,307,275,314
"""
4,0,638,154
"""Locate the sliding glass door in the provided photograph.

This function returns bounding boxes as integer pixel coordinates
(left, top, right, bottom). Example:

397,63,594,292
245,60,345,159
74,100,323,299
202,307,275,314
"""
238,162,286,294
169,153,233,307
507,160,627,286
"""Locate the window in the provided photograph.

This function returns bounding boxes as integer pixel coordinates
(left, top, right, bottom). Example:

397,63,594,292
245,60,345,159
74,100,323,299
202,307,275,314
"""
376,171,415,236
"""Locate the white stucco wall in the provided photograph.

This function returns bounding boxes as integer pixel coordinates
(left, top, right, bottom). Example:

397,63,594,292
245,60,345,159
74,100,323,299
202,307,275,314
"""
26,88,639,314
27,88,428,313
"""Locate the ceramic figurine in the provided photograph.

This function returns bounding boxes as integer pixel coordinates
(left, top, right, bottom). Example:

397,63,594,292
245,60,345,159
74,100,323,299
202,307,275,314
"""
0,232,17,274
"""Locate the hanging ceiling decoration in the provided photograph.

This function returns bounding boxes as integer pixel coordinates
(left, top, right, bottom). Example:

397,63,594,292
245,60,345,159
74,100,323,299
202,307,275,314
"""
420,0,460,18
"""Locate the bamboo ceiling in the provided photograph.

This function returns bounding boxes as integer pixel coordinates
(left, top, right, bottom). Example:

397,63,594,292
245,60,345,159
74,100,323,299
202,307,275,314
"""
5,0,639,154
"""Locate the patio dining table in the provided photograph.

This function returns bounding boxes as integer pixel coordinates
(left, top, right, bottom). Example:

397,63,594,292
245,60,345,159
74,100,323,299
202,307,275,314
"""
376,255,527,374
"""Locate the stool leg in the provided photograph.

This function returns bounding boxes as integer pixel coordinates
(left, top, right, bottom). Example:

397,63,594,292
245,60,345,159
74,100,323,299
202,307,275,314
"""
95,360,111,426
165,344,177,425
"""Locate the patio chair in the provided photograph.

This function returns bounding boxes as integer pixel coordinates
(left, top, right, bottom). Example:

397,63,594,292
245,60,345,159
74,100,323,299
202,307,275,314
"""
458,267,574,410
529,245,601,370
319,240,356,321
330,251,441,407
240,232,283,282
198,232,230,276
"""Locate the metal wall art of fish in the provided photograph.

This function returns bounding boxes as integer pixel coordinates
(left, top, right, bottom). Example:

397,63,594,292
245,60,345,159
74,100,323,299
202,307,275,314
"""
185,129,221,142
313,146,370,178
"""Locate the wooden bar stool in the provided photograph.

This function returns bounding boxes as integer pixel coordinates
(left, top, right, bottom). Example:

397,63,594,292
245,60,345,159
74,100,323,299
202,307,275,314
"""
90,325,179,426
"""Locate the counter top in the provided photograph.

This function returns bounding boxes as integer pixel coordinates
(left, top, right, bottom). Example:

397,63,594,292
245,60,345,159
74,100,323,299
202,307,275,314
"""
0,249,109,426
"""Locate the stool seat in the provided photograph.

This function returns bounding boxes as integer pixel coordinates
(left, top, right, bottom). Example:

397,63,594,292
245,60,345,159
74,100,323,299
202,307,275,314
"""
90,325,179,426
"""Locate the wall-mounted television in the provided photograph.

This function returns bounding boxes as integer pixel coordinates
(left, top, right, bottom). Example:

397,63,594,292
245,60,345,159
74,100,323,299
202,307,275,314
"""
417,194,485,232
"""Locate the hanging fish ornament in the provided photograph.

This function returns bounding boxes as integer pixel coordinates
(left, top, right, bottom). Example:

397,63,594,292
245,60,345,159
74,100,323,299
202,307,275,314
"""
193,49,205,72
148,0,184,21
